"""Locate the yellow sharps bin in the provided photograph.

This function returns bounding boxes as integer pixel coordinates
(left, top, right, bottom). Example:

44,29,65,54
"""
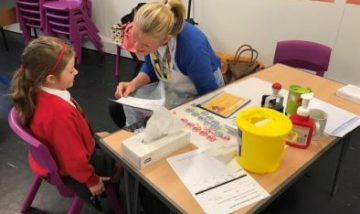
236,107,292,173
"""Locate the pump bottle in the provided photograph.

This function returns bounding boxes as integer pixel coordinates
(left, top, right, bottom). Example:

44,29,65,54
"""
286,93,314,149
261,82,284,112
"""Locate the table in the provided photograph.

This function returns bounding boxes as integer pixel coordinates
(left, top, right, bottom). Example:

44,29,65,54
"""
0,6,16,51
100,64,360,214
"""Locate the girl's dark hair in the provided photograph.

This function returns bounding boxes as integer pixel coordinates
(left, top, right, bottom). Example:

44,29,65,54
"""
10,36,74,127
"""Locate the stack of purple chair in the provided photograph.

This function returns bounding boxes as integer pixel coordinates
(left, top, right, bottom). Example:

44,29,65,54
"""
43,0,102,64
15,0,102,64
15,0,50,43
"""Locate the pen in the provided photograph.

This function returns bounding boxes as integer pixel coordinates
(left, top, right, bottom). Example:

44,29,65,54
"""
195,174,247,195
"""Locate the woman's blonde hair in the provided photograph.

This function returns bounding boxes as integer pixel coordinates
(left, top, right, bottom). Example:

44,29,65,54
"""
133,0,186,40
10,36,74,127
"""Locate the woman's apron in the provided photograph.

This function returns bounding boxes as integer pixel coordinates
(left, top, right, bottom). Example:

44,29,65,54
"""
124,38,224,125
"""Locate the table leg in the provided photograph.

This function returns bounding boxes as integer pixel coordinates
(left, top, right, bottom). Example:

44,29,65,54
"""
1,27,9,51
124,169,132,214
331,131,353,196
133,179,139,214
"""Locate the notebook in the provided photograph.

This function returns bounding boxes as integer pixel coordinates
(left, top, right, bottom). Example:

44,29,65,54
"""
198,92,250,118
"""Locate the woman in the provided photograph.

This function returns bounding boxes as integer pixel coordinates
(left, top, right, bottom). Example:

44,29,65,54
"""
111,0,224,126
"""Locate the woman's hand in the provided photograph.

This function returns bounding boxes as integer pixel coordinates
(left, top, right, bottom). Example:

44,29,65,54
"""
115,82,136,98
114,73,151,98
88,177,110,196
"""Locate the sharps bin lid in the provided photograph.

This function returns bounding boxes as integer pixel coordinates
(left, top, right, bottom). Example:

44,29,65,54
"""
236,107,292,137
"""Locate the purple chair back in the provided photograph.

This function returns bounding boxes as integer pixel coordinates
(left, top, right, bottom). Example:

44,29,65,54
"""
273,40,332,77
8,107,75,196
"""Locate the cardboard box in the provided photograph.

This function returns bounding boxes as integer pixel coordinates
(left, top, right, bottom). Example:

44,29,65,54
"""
0,7,16,26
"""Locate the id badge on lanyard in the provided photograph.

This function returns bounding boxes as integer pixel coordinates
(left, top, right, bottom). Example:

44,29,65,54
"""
152,45,172,80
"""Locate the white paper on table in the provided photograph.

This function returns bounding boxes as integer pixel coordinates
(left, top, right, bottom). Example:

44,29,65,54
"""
113,96,164,112
167,150,269,214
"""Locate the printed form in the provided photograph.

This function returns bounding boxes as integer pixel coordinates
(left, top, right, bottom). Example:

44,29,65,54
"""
167,150,269,214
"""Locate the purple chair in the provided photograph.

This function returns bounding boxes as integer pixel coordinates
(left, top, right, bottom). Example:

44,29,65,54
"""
273,40,332,77
8,107,123,214
15,0,55,43
43,0,103,64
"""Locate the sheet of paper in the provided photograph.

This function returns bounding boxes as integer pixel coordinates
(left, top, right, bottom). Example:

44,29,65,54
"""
167,150,269,214
113,96,164,111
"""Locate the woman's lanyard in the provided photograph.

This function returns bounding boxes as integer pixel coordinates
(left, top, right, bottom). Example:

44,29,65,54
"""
152,45,171,80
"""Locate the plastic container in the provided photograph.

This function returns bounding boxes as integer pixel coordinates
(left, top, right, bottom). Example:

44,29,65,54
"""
236,107,293,173
287,93,314,149
285,85,312,116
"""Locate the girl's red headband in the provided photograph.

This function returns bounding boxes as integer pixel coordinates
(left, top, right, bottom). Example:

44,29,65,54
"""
47,42,66,75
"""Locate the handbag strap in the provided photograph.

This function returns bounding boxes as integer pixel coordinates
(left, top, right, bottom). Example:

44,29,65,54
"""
234,44,258,64
234,44,253,61
234,48,258,65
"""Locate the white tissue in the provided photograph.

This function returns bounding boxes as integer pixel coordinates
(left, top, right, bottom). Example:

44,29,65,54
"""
143,106,184,143
336,84,360,104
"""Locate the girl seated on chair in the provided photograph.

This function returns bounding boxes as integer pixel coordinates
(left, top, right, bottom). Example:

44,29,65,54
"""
10,36,120,210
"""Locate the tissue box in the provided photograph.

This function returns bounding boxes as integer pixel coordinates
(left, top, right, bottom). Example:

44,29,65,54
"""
122,130,190,168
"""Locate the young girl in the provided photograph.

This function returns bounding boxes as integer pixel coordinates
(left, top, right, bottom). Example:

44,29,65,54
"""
10,36,116,209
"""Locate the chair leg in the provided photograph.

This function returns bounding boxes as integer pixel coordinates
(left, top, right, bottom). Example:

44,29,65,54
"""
115,45,121,76
21,176,43,213
106,184,124,214
33,28,38,38
67,195,84,214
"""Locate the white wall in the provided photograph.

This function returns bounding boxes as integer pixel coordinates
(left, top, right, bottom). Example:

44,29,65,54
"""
327,3,360,86
4,0,359,86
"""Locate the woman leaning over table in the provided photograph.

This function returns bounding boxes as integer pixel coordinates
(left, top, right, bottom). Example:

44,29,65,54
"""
110,0,224,126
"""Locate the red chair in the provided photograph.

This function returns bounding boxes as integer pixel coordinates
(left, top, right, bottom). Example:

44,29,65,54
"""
8,107,123,214
273,40,332,77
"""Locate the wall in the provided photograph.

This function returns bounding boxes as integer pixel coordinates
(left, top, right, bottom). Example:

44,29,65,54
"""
4,0,359,86
192,0,359,86
328,3,360,85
